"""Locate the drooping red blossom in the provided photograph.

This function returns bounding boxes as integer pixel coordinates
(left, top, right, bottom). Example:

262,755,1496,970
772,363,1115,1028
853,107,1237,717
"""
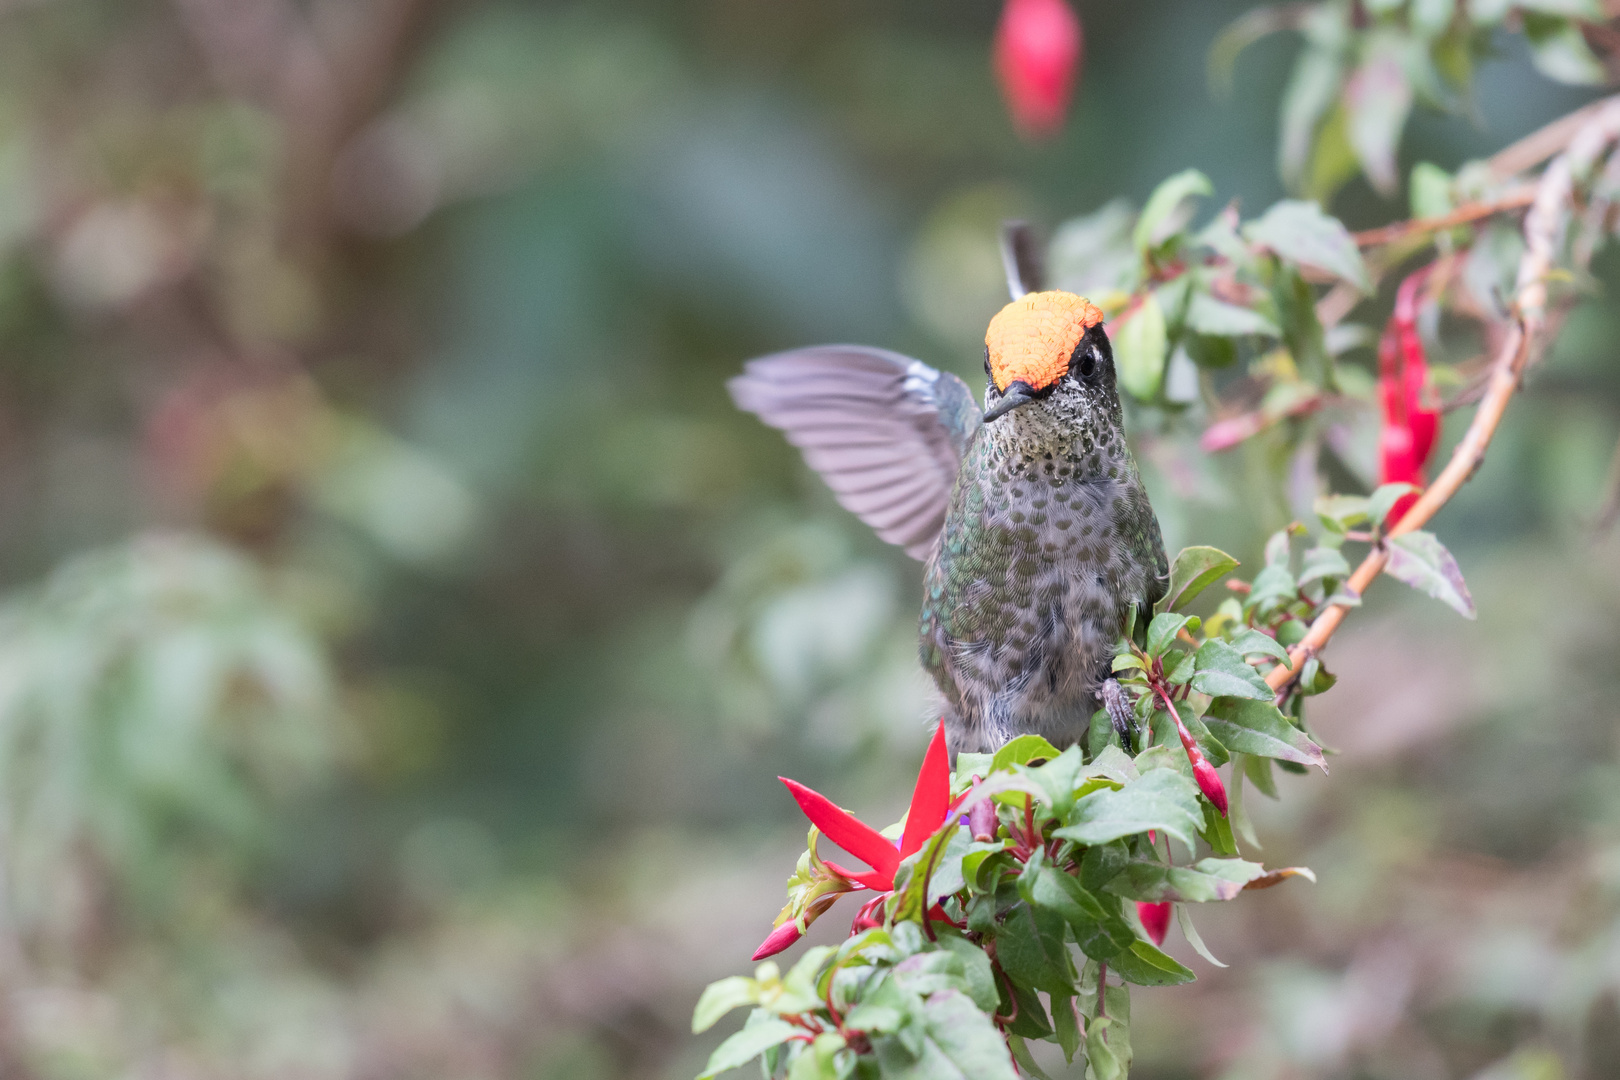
1378,267,1442,524
1137,901,1172,946
754,720,955,959
994,0,1083,139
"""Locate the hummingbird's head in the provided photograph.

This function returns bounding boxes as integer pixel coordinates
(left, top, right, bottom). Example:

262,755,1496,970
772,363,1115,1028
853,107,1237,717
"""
981,291,1118,431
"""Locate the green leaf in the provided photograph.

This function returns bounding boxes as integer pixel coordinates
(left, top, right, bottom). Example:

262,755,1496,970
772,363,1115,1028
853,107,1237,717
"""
1020,853,1134,961
1203,698,1326,769
1175,904,1227,968
1115,293,1168,401
1343,40,1413,195
990,734,1064,772
1156,546,1240,614
1104,857,1267,903
1245,752,1279,798
1183,291,1280,338
872,990,1020,1080
1297,546,1352,590
1145,612,1198,658
1107,940,1196,986
1524,14,1606,85
1201,800,1238,856
934,933,1001,1012
1005,1035,1056,1080
1277,46,1345,190
1055,769,1203,850
699,1016,800,1079
1367,482,1420,527
693,976,760,1033
1190,639,1273,700
1384,531,1476,618
1315,492,1370,533
1052,993,1082,1064
1225,628,1292,668
1245,200,1372,292
1409,161,1453,220
1086,1015,1127,1080
1003,976,1053,1039
1133,169,1213,252
891,822,961,925
996,901,1075,995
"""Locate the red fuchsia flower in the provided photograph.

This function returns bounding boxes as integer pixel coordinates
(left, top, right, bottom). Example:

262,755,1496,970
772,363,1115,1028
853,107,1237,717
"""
754,721,957,960
994,0,1083,139
1137,901,1172,946
1153,686,1228,816
1378,267,1441,524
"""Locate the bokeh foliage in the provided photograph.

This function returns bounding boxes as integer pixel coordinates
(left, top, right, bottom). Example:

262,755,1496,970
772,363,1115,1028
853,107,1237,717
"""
0,1,1613,1079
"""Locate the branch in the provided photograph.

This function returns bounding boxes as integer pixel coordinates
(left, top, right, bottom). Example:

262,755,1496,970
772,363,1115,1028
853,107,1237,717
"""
1350,187,1536,248
1269,97,1620,692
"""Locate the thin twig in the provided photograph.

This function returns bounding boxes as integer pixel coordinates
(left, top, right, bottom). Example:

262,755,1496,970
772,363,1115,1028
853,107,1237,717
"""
1269,98,1620,692
1351,187,1536,248
1487,93,1620,180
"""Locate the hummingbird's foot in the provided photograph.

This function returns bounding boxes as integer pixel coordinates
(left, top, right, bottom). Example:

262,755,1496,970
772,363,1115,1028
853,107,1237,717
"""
1101,678,1136,749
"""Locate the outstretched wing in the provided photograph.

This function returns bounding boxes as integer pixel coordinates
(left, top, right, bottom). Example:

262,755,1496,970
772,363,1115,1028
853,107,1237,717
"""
729,346,981,561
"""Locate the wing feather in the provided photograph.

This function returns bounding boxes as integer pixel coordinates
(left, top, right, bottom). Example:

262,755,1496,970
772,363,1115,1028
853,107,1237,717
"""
729,345,982,561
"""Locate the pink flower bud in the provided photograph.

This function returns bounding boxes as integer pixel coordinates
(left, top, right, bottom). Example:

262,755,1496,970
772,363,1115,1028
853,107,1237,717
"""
994,0,1082,139
849,894,889,935
1192,758,1228,817
752,922,802,961
1137,901,1171,946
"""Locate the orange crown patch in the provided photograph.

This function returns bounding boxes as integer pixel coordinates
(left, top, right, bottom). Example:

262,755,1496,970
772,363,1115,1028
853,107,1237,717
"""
985,291,1104,392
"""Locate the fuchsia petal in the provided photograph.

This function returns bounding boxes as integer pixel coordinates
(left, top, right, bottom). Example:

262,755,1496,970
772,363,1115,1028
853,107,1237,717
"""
752,922,803,961
1138,902,1172,946
780,778,899,878
824,861,894,892
900,720,953,858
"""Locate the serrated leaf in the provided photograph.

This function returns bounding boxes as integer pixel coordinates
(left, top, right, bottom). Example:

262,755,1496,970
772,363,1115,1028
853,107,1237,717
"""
872,990,1020,1080
1384,530,1476,618
1020,853,1134,961
1190,639,1273,700
1203,698,1325,769
996,901,1075,996
1157,545,1240,614
1104,857,1268,903
1055,769,1203,850
1134,169,1213,252
1225,628,1292,668
934,933,1001,1012
693,976,760,1033
1145,612,1199,658
1245,200,1372,292
1107,940,1196,986
699,1016,800,1079
1115,292,1168,401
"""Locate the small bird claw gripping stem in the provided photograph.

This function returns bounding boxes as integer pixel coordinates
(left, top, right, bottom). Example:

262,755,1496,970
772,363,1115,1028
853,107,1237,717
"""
1101,678,1135,748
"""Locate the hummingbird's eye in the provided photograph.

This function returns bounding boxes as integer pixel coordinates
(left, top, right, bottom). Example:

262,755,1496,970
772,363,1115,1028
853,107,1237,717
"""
1072,343,1097,381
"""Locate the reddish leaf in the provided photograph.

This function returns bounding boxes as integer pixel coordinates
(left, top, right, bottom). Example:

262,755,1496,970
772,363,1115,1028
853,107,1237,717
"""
779,778,899,879
900,720,952,858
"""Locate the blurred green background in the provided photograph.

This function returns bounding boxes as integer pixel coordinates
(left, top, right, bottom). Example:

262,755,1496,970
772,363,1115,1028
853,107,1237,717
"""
0,1,1617,1078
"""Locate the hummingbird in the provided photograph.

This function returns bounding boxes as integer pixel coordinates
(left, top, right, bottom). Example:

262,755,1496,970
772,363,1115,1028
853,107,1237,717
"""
729,225,1166,754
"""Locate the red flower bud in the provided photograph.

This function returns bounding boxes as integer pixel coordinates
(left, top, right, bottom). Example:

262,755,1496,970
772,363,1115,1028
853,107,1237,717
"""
752,921,803,961
1192,758,1228,817
1137,901,1171,946
1377,267,1442,525
994,0,1082,139
849,894,888,935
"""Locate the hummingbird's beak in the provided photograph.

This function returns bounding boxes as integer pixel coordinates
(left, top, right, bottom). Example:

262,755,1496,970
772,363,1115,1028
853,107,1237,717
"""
983,380,1040,423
